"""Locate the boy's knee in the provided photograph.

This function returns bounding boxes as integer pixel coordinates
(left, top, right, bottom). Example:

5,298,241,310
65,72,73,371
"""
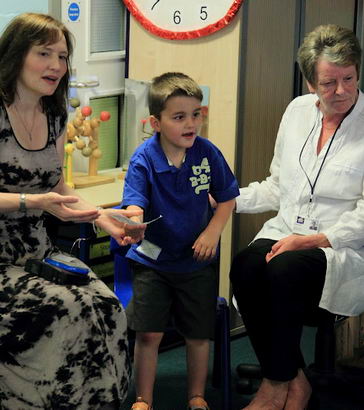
136,332,163,346
185,338,209,348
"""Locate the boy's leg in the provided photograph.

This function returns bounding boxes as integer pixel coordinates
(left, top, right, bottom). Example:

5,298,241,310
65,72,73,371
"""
172,265,217,408
185,338,210,400
126,263,174,408
133,331,164,406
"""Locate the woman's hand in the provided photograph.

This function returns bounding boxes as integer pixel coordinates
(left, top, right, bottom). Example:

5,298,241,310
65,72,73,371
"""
95,208,146,246
265,233,331,263
33,192,100,222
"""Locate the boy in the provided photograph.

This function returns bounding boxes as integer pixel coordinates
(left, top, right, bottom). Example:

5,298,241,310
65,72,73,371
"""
123,72,239,410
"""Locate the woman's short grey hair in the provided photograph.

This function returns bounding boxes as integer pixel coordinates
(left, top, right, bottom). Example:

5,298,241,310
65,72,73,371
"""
297,24,361,86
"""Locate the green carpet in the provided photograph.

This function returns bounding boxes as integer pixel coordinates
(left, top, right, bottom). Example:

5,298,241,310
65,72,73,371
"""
121,327,363,410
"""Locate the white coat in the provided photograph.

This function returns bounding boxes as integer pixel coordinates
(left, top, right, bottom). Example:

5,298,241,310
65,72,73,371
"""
236,91,364,316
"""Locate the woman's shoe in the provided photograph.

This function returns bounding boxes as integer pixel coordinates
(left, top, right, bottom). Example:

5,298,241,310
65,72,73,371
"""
187,395,210,410
131,397,153,410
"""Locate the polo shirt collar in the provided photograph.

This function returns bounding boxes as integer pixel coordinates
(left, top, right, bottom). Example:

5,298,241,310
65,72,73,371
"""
149,133,188,173
148,133,173,173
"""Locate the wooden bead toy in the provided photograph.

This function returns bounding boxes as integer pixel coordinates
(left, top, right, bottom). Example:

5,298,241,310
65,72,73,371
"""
64,102,112,188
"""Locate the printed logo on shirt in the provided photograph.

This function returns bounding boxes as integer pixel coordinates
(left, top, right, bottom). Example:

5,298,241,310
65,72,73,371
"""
189,157,211,194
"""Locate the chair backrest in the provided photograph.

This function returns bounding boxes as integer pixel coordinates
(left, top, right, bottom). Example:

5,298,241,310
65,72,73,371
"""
109,213,133,308
112,250,133,308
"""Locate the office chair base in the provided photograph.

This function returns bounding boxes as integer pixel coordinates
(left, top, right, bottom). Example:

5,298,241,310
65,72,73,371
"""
236,377,260,395
236,363,262,379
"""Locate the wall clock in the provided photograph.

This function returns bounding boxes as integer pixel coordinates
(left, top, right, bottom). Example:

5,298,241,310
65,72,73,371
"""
123,0,244,40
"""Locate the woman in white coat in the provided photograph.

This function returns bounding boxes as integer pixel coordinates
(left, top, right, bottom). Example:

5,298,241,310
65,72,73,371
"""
230,24,364,410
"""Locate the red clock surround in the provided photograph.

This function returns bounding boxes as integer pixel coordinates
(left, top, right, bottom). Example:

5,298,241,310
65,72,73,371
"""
123,0,244,40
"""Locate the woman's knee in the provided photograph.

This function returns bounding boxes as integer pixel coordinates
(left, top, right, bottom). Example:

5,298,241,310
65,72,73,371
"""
265,252,311,292
230,248,267,288
230,249,254,283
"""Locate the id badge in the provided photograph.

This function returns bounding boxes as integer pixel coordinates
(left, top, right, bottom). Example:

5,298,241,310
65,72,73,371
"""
293,215,320,235
136,239,162,260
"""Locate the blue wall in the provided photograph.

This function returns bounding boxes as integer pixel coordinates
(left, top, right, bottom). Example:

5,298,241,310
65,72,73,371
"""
0,0,49,34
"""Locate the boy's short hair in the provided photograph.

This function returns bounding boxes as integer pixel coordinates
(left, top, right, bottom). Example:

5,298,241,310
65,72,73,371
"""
148,72,203,119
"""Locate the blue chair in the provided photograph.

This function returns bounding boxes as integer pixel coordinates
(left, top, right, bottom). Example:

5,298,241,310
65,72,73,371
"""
110,238,232,410
110,239,132,308
212,296,232,410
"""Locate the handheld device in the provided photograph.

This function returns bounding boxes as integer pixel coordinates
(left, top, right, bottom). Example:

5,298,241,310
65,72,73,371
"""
25,259,90,286
43,258,89,275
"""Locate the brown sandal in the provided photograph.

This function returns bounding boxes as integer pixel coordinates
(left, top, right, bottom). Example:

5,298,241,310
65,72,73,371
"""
187,395,210,410
131,397,153,410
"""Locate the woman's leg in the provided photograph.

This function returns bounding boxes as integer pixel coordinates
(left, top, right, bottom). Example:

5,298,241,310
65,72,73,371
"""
243,379,289,410
230,239,277,369
230,240,326,409
263,249,326,380
285,368,312,410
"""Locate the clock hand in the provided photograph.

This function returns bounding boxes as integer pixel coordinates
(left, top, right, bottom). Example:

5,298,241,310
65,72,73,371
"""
151,0,160,10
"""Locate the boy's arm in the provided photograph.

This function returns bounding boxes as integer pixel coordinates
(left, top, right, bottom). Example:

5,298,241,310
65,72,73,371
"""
192,198,236,261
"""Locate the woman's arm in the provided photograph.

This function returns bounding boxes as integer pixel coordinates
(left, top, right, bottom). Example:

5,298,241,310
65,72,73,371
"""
51,131,146,245
0,179,99,223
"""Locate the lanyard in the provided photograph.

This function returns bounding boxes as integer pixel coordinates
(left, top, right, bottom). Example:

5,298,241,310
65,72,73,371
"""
298,113,345,207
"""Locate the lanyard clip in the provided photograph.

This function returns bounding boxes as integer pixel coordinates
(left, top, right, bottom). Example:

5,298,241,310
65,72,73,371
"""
307,194,314,217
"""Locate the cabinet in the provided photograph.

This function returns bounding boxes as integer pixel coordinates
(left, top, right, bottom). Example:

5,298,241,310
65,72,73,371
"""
46,219,116,287
45,169,124,286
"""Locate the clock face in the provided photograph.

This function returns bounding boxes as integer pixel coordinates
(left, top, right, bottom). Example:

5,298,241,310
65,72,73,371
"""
123,0,244,40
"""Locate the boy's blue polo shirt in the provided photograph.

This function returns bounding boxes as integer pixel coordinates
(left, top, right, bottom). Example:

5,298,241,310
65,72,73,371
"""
122,134,239,273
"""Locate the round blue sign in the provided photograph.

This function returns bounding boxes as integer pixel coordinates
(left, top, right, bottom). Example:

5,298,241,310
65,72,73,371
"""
68,3,80,22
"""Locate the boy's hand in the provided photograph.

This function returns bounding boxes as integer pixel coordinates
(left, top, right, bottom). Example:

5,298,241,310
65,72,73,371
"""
95,208,146,246
192,228,220,261
123,219,147,244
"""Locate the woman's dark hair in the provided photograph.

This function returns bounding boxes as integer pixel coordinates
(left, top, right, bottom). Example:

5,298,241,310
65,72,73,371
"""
0,13,74,115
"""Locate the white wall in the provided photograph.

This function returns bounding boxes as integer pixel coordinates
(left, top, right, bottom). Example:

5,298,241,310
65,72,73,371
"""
0,0,53,34
61,0,126,104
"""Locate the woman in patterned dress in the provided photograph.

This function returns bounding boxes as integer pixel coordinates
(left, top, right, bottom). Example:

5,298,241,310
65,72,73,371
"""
0,13,144,409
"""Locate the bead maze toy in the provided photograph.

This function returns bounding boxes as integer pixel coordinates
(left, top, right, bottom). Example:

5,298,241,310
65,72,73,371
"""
65,99,113,188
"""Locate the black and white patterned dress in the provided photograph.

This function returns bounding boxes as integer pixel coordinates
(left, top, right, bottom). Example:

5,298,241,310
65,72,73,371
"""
0,101,130,409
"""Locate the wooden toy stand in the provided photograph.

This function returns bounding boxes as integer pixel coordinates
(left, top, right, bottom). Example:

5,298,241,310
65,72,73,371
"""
65,105,114,189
